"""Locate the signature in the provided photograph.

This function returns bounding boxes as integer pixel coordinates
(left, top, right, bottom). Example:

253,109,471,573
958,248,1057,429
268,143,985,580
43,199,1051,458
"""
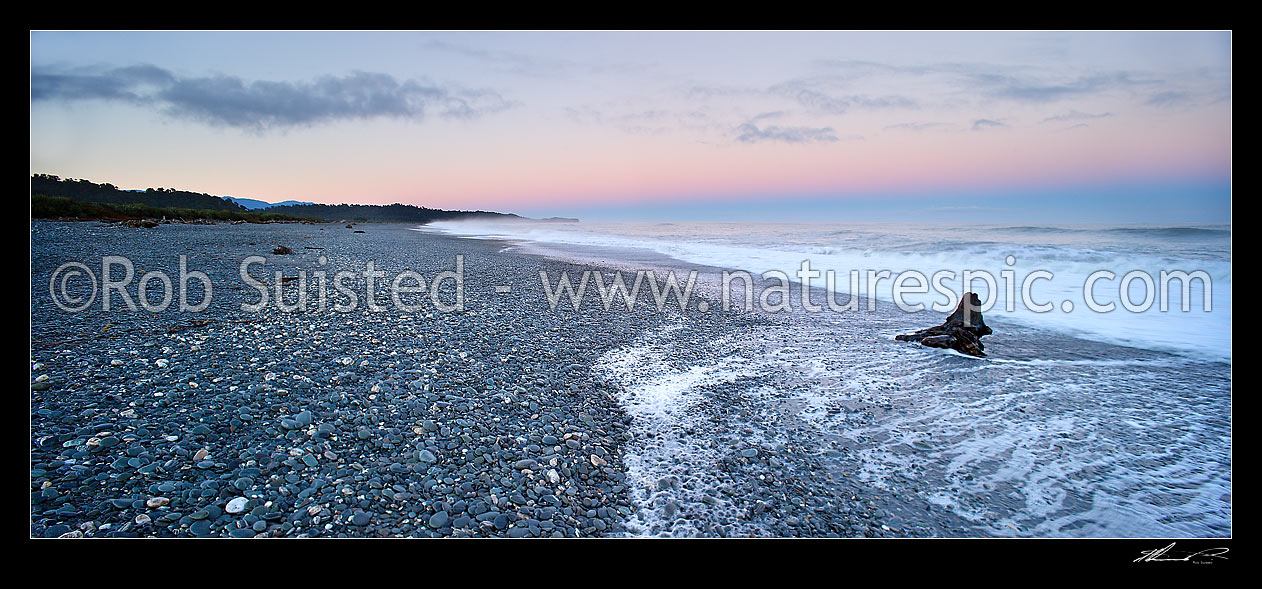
1134,542,1229,563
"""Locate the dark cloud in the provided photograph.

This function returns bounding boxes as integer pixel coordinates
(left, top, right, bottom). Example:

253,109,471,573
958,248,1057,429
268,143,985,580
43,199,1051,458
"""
736,120,839,144
31,64,515,130
31,64,174,103
971,118,1007,131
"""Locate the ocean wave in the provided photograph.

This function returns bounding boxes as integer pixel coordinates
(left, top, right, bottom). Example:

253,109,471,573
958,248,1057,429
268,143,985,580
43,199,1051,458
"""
994,225,1230,239
1103,226,1232,238
422,219,1231,361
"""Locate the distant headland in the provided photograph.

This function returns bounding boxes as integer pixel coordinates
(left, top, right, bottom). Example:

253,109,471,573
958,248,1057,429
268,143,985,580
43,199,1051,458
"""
30,174,530,225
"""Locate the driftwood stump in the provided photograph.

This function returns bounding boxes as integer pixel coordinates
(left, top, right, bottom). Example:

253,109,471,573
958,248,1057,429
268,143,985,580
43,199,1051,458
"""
895,292,992,357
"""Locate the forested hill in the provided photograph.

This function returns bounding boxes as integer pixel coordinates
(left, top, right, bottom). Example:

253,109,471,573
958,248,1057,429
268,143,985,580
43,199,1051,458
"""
31,174,524,223
32,174,247,211
263,202,522,223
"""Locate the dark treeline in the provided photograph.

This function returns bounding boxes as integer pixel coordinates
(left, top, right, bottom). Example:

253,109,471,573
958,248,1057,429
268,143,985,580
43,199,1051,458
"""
32,195,309,223
31,173,523,223
32,174,248,211
264,202,521,223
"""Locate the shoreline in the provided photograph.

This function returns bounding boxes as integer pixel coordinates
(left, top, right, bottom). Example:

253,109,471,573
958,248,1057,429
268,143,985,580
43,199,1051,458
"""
438,224,1216,366
421,225,1232,538
421,220,1231,365
30,221,1232,538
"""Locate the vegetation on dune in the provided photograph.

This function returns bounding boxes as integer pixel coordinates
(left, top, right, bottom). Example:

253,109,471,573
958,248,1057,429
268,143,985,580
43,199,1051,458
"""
30,173,522,224
263,202,521,223
31,174,249,211
31,195,311,223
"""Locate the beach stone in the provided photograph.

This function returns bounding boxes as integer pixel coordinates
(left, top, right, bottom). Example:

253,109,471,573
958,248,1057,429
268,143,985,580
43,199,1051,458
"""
225,497,249,514
189,519,213,536
43,524,72,538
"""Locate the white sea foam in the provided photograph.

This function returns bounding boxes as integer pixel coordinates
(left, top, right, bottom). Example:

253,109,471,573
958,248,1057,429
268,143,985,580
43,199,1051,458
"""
424,220,1231,362
594,323,757,537
421,219,1232,538
742,314,1232,537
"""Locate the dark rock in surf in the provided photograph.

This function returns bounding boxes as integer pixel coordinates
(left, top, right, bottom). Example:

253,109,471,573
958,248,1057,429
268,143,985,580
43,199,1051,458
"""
273,245,293,255
895,292,992,357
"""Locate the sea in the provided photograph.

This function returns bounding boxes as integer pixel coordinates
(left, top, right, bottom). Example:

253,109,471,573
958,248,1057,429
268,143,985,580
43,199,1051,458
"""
422,220,1232,538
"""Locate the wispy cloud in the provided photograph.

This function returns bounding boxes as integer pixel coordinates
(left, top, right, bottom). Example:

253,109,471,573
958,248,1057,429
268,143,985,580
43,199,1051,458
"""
31,64,516,131
971,118,1007,131
736,115,840,144
421,40,648,78
565,104,723,136
884,121,950,132
679,76,917,117
1146,90,1194,107
813,60,1173,105
968,71,1157,103
1041,110,1113,123
769,78,917,115
574,55,1222,145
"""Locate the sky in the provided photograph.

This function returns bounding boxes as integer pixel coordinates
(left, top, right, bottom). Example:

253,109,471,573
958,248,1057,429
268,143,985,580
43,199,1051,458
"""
29,31,1231,222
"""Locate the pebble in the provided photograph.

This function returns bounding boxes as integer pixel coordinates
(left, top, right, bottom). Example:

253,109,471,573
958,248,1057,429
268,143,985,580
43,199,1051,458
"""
189,519,213,536
225,497,250,514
